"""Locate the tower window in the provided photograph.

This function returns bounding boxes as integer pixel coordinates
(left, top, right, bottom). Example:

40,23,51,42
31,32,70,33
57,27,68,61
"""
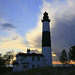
32,57,34,61
38,57,40,61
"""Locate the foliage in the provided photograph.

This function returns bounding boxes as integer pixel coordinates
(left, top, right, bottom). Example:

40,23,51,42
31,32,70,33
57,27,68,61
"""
0,55,6,68
3,51,14,64
0,54,7,74
60,49,69,64
69,45,75,61
0,51,14,74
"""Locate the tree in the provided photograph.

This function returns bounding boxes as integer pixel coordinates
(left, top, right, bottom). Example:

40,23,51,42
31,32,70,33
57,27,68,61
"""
3,51,14,65
0,51,14,74
0,54,6,68
0,54,7,74
69,45,75,61
60,49,69,65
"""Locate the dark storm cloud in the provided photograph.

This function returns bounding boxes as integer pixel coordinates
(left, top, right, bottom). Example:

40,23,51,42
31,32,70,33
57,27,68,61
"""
0,23,16,30
51,14,75,53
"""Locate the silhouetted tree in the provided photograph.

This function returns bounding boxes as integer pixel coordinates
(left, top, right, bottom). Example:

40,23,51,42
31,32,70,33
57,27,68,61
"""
69,45,75,67
3,51,14,65
0,54,7,74
0,51,14,74
60,49,69,66
69,45,75,61
0,54,6,67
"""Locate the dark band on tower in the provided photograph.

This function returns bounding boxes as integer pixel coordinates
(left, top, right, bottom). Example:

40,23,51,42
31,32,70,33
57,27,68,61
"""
42,12,51,47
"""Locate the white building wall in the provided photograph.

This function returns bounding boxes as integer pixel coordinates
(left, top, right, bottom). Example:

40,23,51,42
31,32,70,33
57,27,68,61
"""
27,57,46,69
42,47,52,66
13,56,47,71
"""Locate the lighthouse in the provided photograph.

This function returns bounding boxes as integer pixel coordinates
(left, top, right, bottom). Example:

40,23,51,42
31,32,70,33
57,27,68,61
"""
42,12,52,66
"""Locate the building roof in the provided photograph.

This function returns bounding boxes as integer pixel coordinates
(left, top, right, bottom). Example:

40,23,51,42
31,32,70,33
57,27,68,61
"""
16,52,44,57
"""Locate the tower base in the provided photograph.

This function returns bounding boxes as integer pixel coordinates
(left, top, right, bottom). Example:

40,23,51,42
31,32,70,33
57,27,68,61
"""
42,47,52,66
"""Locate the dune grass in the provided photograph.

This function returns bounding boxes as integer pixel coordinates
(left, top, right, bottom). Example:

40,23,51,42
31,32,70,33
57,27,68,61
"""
2,67,75,75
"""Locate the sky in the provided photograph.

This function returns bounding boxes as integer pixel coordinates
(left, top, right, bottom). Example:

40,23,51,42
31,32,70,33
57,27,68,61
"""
0,0,75,62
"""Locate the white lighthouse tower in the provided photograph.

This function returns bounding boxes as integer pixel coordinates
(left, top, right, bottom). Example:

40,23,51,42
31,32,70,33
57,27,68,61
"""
42,12,52,66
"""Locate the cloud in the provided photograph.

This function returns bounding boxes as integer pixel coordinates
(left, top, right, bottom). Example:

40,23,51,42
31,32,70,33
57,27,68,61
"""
0,30,26,54
30,50,41,53
46,0,75,52
0,30,41,54
26,21,42,50
25,0,75,56
0,23,16,30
